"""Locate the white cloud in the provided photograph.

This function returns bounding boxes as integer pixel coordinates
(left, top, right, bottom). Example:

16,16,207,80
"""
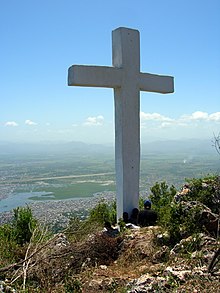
140,112,173,122
184,111,209,121
160,122,173,128
83,115,104,126
209,112,220,121
180,111,220,122
191,111,209,120
25,119,37,126
140,111,220,132
5,121,18,127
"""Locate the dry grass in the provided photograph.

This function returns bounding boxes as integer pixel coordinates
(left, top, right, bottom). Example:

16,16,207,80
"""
2,231,123,292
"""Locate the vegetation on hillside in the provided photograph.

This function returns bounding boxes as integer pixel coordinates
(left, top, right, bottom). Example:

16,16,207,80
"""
0,174,219,292
149,175,220,244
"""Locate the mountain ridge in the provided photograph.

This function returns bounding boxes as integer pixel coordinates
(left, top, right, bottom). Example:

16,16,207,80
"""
0,138,216,155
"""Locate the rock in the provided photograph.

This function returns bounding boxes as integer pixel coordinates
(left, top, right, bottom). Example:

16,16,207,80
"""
171,198,219,237
164,265,191,281
99,265,108,270
88,278,103,289
174,187,191,203
54,233,69,247
81,257,92,270
156,231,170,245
200,210,220,235
153,245,169,262
170,233,219,257
127,273,167,292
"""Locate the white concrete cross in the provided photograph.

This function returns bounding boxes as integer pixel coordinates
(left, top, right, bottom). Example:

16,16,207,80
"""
68,27,174,222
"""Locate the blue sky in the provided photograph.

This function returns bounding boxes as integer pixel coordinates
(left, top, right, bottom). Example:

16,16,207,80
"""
0,0,219,144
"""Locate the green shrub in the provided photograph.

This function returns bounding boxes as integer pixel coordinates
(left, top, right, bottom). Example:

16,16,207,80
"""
167,202,203,244
138,196,145,210
89,199,116,225
12,206,37,245
65,200,117,243
149,181,176,228
150,181,176,208
185,175,220,214
148,178,215,245
0,206,38,268
0,224,18,265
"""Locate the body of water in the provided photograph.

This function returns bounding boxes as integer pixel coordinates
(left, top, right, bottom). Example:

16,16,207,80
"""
0,192,54,213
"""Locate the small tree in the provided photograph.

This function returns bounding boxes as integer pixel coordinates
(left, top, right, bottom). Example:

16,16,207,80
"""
149,181,176,228
89,199,116,225
150,181,176,208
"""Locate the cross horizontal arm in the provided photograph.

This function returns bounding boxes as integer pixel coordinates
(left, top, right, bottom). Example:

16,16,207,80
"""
68,65,122,88
139,72,174,94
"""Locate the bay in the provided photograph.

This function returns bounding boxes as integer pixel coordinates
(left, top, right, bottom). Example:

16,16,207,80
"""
0,191,54,213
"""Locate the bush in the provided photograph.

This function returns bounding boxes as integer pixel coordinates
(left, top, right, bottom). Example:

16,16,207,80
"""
12,206,37,245
150,181,176,208
88,199,117,225
65,216,101,242
167,202,203,244
65,199,117,243
148,176,219,245
0,224,18,266
185,175,220,214
149,181,176,228
0,206,38,268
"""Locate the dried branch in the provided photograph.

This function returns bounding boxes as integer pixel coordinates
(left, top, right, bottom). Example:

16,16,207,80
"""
0,232,59,273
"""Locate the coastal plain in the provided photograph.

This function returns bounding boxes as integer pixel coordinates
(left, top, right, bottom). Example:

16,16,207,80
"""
0,140,219,228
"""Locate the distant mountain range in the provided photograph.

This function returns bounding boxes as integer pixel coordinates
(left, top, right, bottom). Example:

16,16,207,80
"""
0,141,113,155
141,138,215,155
0,139,217,156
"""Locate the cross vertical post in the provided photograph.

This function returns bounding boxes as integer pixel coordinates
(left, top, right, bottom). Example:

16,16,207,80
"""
113,28,141,219
68,27,174,223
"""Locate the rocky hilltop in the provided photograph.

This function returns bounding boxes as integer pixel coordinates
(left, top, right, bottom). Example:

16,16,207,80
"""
0,176,219,292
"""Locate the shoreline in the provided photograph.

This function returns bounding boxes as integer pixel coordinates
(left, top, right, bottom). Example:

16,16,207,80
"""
0,192,115,228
